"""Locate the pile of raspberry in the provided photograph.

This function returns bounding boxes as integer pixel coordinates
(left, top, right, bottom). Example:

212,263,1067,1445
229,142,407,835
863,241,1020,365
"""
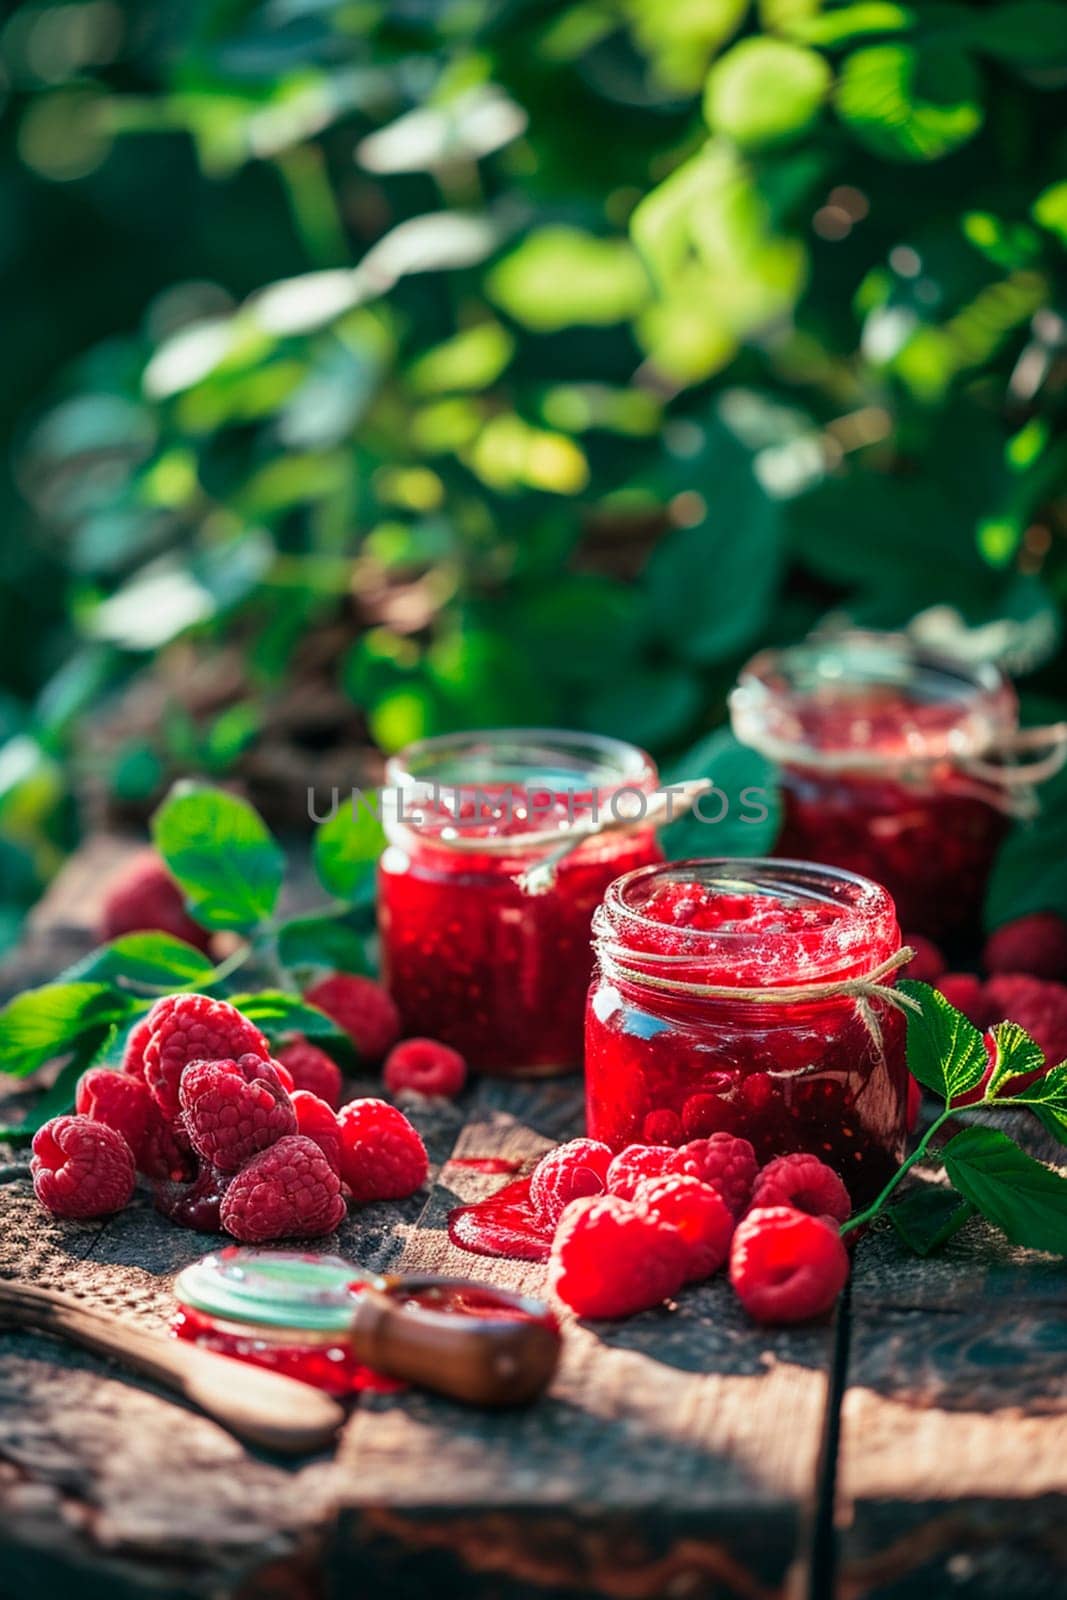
903,912,1067,1121
31,990,432,1241
532,1133,852,1325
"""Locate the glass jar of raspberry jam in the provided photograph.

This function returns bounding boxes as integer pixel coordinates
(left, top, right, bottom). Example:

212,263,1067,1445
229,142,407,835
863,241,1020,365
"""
585,859,908,1206
379,730,662,1076
730,632,1022,939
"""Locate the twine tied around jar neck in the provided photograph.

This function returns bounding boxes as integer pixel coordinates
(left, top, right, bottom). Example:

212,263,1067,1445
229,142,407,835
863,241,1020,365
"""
595,939,921,1058
388,779,715,896
741,719,1067,820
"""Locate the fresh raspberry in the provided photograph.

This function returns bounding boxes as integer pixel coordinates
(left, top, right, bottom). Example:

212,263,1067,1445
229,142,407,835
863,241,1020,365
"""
903,935,946,985
153,1163,231,1232
906,1073,922,1133
121,1013,154,1080
936,973,987,1025
99,850,211,953
530,1139,612,1225
179,1054,296,1173
304,974,401,1061
31,1115,135,1219
748,1153,852,1224
730,1207,849,1324
337,1098,428,1203
142,994,269,1118
549,1194,688,1318
220,1135,347,1243
291,1090,343,1174
636,1174,735,1282
275,1035,342,1109
76,1067,154,1163
641,1108,684,1145
383,1037,467,1098
983,913,1067,983
670,1133,759,1217
76,1063,190,1181
983,974,1067,1067
605,1144,676,1200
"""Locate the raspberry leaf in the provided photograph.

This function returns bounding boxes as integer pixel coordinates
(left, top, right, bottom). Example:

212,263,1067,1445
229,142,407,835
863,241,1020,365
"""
1007,1062,1067,1146
941,1126,1067,1255
229,990,354,1062
152,783,285,932
61,932,215,988
0,982,138,1078
312,801,385,904
985,1020,1046,1099
887,1184,976,1257
0,1025,115,1143
275,915,370,979
898,980,989,1102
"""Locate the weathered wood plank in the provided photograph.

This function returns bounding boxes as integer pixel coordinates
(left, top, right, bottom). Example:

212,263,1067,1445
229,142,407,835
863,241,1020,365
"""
835,1111,1067,1599
329,1080,839,1600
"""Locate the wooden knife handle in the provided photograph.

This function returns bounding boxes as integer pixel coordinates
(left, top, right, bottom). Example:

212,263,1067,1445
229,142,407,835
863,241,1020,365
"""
350,1276,561,1407
0,1277,344,1456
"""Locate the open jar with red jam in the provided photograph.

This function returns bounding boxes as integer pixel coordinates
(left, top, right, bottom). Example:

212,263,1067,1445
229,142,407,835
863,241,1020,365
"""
585,859,908,1206
379,730,662,1076
730,632,1025,939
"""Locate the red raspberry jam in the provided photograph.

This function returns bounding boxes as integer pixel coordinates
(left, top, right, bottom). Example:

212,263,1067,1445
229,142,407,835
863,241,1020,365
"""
584,859,909,1208
171,1306,402,1397
730,633,1021,939
379,731,661,1075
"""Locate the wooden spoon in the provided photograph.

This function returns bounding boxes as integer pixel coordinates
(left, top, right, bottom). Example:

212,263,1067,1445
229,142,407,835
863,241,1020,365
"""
0,1277,344,1456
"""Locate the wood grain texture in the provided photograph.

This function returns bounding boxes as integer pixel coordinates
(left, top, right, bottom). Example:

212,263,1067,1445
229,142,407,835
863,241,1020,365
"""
1,893,835,1600
835,1112,1067,1599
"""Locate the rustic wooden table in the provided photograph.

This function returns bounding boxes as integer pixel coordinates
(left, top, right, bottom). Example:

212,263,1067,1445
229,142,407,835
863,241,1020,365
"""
0,840,1064,1600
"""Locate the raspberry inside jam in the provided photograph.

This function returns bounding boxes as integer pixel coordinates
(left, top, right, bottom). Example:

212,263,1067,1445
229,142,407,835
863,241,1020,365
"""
379,733,661,1076
584,860,909,1208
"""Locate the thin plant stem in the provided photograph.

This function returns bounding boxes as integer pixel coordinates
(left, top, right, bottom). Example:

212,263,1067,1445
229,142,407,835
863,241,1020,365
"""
841,1106,955,1234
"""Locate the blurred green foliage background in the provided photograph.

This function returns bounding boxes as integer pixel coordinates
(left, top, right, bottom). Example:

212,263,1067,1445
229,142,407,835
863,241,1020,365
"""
0,0,1065,948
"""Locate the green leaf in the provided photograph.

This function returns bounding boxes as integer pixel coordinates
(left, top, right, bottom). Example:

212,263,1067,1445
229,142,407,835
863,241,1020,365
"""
961,3,1067,68
888,1184,976,1256
1008,1064,1067,1146
898,980,989,1102
275,915,370,979
986,1021,1046,1099
704,38,832,149
1033,182,1067,246
62,933,215,989
661,729,782,859
228,991,351,1054
835,45,983,161
645,427,782,666
0,983,137,1079
313,799,385,904
985,765,1067,927
580,664,701,752
152,783,285,932
0,1025,116,1144
486,227,649,333
941,1126,1067,1254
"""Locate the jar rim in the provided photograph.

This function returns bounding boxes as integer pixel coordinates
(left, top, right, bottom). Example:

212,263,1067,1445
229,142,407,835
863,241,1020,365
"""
730,629,1016,772
383,727,659,857
595,857,899,986
386,727,657,791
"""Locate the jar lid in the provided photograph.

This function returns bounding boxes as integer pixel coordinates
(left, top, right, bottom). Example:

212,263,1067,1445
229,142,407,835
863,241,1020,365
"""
730,630,1016,772
174,1248,374,1333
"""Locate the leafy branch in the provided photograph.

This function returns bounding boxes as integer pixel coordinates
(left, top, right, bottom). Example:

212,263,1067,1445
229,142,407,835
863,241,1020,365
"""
841,981,1067,1256
0,782,384,1141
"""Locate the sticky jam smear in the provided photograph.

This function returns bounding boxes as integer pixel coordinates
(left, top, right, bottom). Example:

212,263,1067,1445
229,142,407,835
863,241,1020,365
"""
171,1306,404,1397
447,1176,553,1262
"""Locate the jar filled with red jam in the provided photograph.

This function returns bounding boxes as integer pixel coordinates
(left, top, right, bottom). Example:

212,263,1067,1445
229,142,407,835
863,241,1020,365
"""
379,730,662,1076
730,632,1022,939
585,859,908,1206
